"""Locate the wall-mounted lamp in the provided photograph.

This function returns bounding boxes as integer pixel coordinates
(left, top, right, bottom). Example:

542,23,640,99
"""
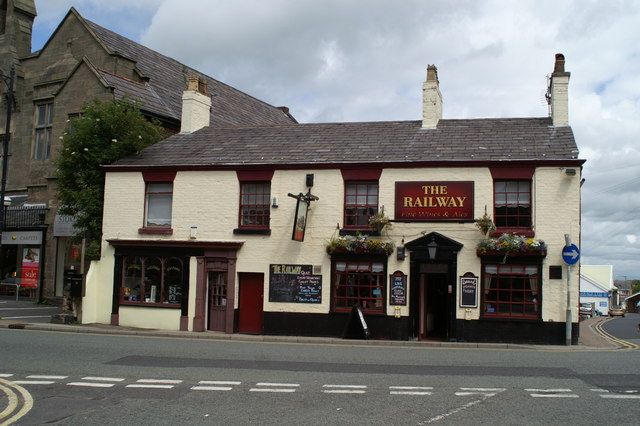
272,197,278,208
564,168,576,176
427,239,438,260
306,173,314,187
190,226,197,239
397,245,405,261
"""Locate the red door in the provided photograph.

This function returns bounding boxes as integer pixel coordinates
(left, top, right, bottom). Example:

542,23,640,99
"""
238,273,264,334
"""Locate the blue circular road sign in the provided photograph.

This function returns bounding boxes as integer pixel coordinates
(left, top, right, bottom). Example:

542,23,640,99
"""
562,244,580,265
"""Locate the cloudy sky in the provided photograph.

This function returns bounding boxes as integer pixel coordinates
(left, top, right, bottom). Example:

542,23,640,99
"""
33,1,640,279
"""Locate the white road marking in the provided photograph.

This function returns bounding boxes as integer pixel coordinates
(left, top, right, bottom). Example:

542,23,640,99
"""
390,386,433,390
323,384,367,389
322,389,367,394
459,387,506,392
81,376,125,382
192,386,233,391
12,380,55,385
456,392,496,397
0,374,13,378
624,390,638,393
600,394,640,399
255,382,300,387
135,379,182,384
125,384,174,389
67,382,114,388
525,388,572,392
199,381,241,386
530,393,579,398
590,389,609,393
390,391,432,395
26,375,68,380
249,388,296,393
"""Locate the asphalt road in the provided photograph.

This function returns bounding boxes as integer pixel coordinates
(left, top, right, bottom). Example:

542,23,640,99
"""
602,313,640,345
1,328,639,425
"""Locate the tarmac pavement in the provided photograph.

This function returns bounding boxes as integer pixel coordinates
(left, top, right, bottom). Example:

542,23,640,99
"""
0,296,627,350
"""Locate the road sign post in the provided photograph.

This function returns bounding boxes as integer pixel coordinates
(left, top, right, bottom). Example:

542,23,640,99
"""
563,235,580,345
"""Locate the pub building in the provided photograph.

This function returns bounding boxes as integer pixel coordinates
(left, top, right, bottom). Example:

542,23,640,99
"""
82,54,584,344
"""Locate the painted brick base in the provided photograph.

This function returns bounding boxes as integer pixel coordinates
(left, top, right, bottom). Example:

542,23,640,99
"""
455,319,580,345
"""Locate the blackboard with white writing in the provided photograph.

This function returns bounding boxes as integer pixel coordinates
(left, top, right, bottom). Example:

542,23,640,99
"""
390,271,407,306
459,273,478,308
269,264,322,303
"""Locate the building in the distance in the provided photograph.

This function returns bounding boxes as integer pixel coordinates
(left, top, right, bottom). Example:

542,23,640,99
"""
83,53,585,344
0,2,294,301
579,265,614,315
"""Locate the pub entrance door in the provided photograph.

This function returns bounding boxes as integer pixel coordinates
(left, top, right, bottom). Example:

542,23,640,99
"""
238,273,264,334
207,271,227,332
419,268,449,340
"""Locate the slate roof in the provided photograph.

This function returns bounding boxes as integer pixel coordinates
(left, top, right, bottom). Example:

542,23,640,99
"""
82,15,294,127
111,117,581,169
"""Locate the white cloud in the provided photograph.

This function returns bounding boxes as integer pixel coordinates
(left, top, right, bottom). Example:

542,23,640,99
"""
32,0,640,278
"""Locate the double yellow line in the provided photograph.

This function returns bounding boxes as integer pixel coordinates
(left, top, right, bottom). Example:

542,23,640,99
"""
594,318,640,350
0,378,33,426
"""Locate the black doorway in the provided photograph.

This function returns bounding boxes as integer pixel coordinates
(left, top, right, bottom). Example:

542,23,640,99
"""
421,272,449,339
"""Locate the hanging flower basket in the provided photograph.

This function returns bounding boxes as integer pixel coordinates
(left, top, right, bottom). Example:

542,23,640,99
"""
326,234,395,256
476,233,547,257
368,209,392,233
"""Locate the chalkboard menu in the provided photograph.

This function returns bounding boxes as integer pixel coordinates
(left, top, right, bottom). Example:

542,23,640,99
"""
390,271,407,306
459,273,478,308
269,264,322,303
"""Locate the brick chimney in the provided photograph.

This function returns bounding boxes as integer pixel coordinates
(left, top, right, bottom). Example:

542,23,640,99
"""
180,75,211,133
549,53,570,127
422,65,442,129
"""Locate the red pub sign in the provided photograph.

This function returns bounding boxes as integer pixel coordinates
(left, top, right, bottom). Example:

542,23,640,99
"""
394,181,474,222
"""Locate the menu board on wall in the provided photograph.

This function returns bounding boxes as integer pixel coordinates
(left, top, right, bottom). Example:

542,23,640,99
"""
390,271,407,306
459,273,478,308
269,264,322,304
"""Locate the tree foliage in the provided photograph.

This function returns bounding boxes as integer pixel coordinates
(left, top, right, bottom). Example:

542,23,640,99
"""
56,100,166,260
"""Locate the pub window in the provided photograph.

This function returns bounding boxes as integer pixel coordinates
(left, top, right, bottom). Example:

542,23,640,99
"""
482,263,540,319
332,260,385,313
144,183,173,227
239,182,270,229
120,256,183,306
494,180,531,228
344,181,378,228
34,101,54,160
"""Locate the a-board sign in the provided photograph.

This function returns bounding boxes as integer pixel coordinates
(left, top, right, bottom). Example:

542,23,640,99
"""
459,272,478,308
390,271,407,306
269,264,322,303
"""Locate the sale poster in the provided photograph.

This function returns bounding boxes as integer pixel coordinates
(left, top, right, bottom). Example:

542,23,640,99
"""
20,248,40,289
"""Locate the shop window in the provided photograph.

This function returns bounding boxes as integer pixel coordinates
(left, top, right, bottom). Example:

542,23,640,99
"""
344,181,378,229
34,102,54,160
144,183,173,227
494,180,531,229
332,260,385,313
482,263,540,319
239,182,270,229
120,256,183,306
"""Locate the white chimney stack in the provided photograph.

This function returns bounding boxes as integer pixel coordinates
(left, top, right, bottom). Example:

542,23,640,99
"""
180,75,211,133
550,53,570,127
422,64,442,129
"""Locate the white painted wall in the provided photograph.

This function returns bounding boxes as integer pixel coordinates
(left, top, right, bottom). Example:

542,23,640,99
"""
83,165,581,330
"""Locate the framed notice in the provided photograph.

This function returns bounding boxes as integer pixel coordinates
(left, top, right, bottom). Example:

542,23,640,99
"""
269,264,322,303
395,181,474,222
389,271,407,306
459,272,478,308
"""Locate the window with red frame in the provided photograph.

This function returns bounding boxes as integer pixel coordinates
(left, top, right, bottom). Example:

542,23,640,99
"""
344,181,378,228
482,263,540,319
494,180,531,228
120,255,184,306
332,260,385,313
239,182,271,228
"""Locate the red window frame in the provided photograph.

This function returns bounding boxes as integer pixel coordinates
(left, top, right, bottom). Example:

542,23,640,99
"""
481,263,541,319
343,181,379,229
331,260,386,314
239,181,271,229
493,180,531,230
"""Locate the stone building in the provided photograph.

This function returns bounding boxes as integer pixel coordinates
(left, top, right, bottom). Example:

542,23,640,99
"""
83,54,585,344
0,1,294,300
